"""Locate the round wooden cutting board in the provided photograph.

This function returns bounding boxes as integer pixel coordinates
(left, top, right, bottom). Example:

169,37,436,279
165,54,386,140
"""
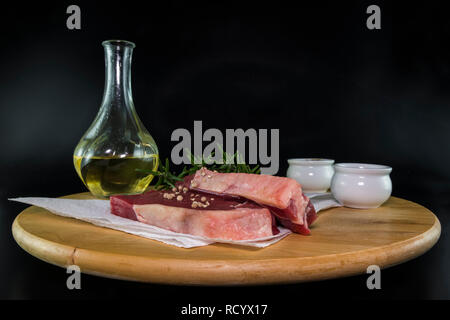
12,193,440,285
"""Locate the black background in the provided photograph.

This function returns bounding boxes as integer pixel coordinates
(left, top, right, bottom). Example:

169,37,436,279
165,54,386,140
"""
0,0,449,304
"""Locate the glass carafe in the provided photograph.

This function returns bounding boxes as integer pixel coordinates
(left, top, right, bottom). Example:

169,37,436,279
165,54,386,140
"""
73,40,159,198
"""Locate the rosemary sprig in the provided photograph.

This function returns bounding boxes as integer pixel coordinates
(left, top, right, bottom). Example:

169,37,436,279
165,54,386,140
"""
141,149,261,190
150,158,184,190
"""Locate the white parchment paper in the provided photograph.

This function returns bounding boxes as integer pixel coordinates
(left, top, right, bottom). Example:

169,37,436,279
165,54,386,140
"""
9,193,341,248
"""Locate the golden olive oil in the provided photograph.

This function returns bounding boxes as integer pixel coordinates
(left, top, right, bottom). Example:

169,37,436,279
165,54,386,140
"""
73,155,159,198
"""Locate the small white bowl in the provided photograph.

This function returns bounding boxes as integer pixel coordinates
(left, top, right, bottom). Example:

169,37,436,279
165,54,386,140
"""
287,158,335,193
331,163,392,209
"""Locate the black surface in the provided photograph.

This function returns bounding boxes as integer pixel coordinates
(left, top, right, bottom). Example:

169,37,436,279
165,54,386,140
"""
0,0,449,303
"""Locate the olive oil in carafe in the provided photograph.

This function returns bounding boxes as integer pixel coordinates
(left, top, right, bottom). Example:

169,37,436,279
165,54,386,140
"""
74,155,159,198
73,41,159,197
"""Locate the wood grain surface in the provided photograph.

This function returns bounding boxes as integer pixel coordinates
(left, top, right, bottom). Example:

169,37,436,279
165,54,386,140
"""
11,193,440,285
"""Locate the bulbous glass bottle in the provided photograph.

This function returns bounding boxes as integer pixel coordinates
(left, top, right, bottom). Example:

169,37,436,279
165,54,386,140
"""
73,40,159,198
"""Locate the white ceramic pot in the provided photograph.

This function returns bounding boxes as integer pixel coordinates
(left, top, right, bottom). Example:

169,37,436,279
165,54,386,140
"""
331,163,392,209
287,158,335,193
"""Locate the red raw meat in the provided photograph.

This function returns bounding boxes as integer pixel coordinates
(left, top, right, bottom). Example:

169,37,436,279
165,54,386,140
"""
185,168,317,235
110,189,277,240
273,196,317,235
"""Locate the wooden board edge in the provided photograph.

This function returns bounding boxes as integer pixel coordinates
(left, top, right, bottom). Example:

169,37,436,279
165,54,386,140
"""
11,217,76,269
11,209,441,286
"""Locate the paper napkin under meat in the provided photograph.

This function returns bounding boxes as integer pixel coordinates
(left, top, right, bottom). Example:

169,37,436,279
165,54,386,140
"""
10,193,341,248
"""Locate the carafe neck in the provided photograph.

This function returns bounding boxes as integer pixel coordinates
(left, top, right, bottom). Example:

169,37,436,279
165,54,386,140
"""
101,40,136,110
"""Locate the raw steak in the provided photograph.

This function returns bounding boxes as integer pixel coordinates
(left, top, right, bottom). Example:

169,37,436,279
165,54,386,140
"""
110,188,277,240
184,168,317,235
